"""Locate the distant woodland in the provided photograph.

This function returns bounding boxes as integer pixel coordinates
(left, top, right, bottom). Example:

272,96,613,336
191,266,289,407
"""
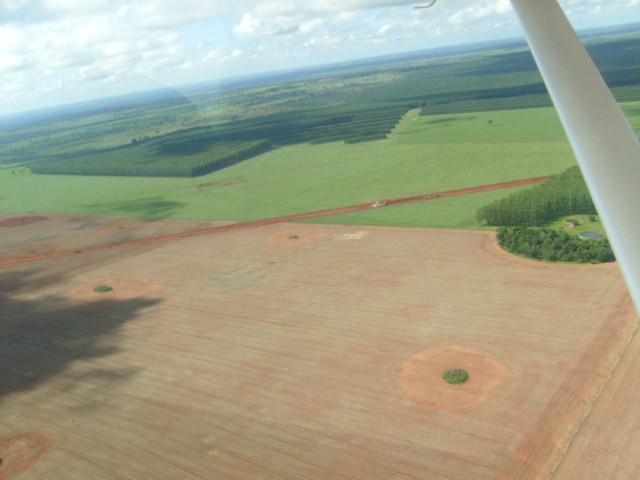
31,139,271,177
4,31,640,178
30,105,407,177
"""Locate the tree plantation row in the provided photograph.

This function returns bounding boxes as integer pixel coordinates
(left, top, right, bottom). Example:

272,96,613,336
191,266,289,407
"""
476,167,596,227
30,105,408,177
3,31,639,170
31,140,271,177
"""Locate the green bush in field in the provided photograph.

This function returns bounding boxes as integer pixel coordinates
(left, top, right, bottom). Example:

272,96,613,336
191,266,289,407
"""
443,369,469,385
93,284,113,293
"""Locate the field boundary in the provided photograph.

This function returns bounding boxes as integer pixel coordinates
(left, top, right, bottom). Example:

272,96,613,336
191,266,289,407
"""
0,176,548,266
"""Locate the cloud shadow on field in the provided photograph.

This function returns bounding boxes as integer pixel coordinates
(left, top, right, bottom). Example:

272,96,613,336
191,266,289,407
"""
424,116,477,126
0,269,161,404
83,197,187,219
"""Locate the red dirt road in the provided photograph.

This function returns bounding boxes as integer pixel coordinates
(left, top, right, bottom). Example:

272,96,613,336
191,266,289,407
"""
0,176,547,266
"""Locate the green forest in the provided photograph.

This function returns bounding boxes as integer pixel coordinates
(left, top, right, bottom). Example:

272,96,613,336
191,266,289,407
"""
29,104,408,177
497,227,614,263
32,139,271,177
479,167,614,263
476,166,596,226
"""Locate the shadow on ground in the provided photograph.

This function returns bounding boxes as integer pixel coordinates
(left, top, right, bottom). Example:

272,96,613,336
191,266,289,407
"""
0,269,161,402
82,197,186,218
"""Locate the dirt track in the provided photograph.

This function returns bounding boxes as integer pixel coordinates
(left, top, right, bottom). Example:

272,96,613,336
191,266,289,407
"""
0,176,547,266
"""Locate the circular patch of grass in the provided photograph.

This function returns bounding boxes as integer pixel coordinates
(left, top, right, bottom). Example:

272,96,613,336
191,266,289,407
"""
288,234,299,240
443,368,469,385
93,284,113,293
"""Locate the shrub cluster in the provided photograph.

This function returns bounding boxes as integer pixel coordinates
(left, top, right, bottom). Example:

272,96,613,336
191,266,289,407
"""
497,227,614,263
93,284,113,293
443,369,469,385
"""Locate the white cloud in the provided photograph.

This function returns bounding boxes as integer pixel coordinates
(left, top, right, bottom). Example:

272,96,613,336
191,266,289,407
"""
560,0,640,15
1,0,28,11
448,0,512,28
42,0,113,15
1,0,638,115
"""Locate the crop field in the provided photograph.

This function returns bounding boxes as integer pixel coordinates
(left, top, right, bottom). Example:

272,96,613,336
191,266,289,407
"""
300,185,532,229
2,30,639,229
1,105,587,227
1,220,637,479
0,213,232,264
3,102,639,230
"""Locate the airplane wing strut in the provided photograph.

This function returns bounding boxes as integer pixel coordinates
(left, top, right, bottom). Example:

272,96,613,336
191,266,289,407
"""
510,0,640,314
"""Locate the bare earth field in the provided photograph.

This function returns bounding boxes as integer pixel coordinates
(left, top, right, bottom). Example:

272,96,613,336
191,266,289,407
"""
0,213,232,264
1,218,638,479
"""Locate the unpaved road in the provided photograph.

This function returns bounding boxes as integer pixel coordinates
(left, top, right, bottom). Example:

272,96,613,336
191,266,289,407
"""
0,176,547,266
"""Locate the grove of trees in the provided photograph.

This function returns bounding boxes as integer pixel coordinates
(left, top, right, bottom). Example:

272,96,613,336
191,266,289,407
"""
32,139,271,177
30,104,409,177
477,166,596,226
497,227,614,263
479,167,614,263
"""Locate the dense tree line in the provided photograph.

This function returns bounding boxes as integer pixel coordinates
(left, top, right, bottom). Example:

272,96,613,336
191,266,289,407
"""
30,104,409,177
477,167,596,226
203,104,409,146
32,140,271,177
497,227,614,263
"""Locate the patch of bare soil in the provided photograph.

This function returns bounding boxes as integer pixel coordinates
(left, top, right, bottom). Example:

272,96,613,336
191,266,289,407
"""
0,243,58,262
267,229,328,246
0,432,51,480
67,277,164,304
197,176,246,191
96,220,145,235
0,216,48,227
396,345,507,409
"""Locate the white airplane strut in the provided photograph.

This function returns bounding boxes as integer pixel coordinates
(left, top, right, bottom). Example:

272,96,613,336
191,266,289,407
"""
509,0,640,315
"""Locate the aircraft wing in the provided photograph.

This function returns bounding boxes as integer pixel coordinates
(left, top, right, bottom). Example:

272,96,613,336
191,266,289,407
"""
510,0,640,314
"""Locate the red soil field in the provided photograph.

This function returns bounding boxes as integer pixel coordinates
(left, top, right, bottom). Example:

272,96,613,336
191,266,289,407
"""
0,213,232,265
0,216,49,227
0,176,547,267
0,220,636,479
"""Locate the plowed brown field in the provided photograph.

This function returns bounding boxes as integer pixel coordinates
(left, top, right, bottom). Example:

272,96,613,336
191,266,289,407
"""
1,220,637,479
0,176,547,266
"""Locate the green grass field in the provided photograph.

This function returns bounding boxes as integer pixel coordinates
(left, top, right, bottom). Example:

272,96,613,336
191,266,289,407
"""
545,214,606,237
297,185,532,229
0,108,575,222
1,102,638,229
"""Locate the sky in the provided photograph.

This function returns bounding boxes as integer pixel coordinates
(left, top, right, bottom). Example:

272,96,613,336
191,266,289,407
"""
1,0,638,115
